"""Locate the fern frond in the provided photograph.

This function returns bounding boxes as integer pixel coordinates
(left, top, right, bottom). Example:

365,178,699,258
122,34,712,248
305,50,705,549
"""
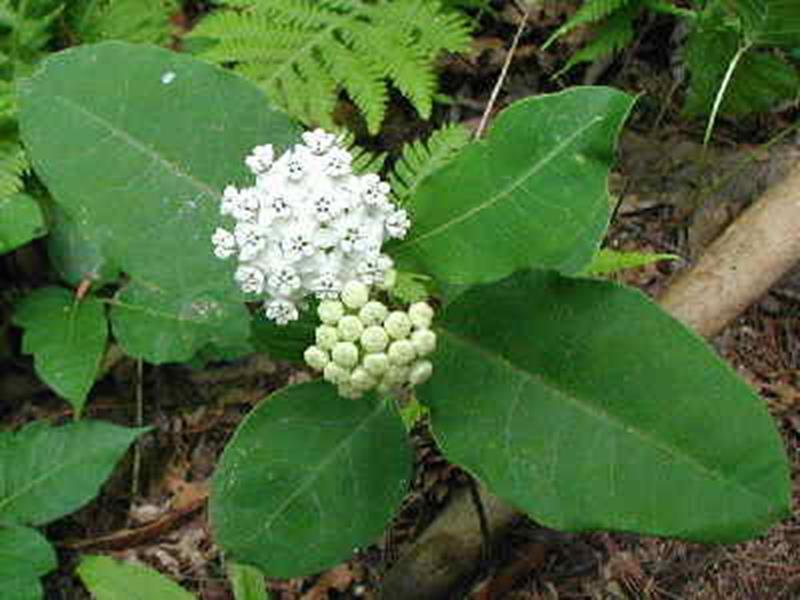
389,122,471,203
0,141,27,200
556,5,638,75
189,0,471,134
332,129,387,174
544,0,635,49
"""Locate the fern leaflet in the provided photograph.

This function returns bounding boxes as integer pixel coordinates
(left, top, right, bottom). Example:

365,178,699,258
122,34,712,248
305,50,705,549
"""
389,122,471,203
544,0,634,49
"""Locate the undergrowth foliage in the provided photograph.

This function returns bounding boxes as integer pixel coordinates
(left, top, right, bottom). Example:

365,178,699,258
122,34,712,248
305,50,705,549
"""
188,0,472,133
546,0,800,120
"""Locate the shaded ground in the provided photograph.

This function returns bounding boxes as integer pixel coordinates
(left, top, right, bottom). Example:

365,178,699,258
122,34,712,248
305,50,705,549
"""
3,0,800,598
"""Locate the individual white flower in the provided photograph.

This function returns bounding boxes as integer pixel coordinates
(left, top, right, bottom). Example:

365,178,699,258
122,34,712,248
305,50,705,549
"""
302,129,337,155
261,190,293,221
234,223,266,261
285,151,307,181
214,129,409,325
310,272,343,300
325,147,352,177
212,227,236,259
311,191,343,223
231,187,260,223
337,220,370,254
384,311,412,339
357,254,393,286
267,265,301,296
221,185,241,216
245,144,274,175
234,265,265,294
385,209,411,239
265,298,298,325
360,173,391,206
281,225,316,262
341,280,369,309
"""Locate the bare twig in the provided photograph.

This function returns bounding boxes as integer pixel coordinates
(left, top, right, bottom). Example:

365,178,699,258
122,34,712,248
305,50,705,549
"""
474,5,529,139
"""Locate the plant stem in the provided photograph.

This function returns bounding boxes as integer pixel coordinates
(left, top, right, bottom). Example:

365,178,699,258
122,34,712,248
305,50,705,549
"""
704,41,751,146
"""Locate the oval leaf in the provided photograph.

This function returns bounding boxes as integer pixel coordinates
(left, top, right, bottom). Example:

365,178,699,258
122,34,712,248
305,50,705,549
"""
0,421,146,526
211,381,411,578
423,269,790,542
0,193,46,255
391,88,634,285
0,525,56,600
19,41,300,362
77,555,195,600
13,287,108,415
110,280,251,364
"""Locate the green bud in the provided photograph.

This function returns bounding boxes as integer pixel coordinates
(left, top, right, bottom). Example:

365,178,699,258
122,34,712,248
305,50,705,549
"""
338,315,364,341
359,300,389,326
361,325,389,353
303,345,329,371
384,311,412,339
318,300,345,325
332,341,359,368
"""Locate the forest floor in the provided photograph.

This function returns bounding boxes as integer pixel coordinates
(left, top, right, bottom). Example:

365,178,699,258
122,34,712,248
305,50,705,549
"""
4,1,800,598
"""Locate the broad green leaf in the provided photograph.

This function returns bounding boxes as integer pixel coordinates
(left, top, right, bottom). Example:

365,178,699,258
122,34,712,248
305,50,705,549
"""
211,381,411,578
391,88,634,285
110,280,251,364
0,525,56,600
77,555,195,600
13,287,108,415
45,202,119,287
584,248,677,276
227,562,268,600
249,310,316,362
0,420,146,526
19,42,300,362
0,193,45,254
423,269,790,542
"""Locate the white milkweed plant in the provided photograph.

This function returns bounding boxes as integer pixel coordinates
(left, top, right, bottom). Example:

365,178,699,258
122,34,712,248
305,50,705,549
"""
14,41,790,585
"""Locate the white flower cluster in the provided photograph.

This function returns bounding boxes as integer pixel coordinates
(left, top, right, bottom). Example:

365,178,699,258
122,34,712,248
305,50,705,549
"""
304,281,436,399
212,129,410,325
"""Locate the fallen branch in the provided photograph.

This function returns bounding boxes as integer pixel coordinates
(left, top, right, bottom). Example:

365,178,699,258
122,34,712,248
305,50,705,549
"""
658,161,800,338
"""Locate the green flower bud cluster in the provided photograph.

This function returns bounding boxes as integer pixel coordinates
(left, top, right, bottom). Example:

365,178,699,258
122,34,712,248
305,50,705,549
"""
303,281,436,399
